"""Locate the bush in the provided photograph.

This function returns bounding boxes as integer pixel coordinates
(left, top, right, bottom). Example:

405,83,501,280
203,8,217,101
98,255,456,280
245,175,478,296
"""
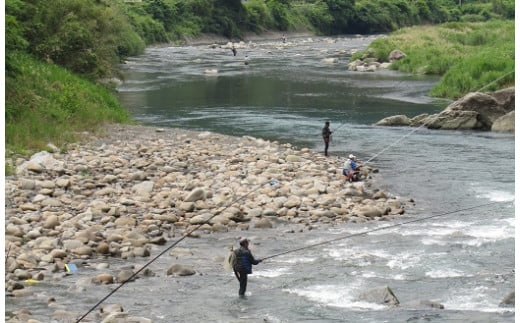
22,0,144,79
460,14,487,22
266,0,290,30
6,0,29,75
129,13,169,43
244,0,274,32
363,37,395,62
293,2,333,34
492,0,514,19
431,44,514,97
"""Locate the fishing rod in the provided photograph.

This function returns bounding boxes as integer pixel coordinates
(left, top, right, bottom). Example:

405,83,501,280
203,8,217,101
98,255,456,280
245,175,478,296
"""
318,120,349,142
261,200,505,261
332,121,348,133
75,179,280,323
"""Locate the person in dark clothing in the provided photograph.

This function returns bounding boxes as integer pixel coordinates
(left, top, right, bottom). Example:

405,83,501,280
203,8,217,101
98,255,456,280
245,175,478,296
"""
322,121,333,156
231,46,237,56
233,237,262,298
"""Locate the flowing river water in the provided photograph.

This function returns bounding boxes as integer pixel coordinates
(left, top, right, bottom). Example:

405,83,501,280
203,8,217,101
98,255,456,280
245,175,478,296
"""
8,36,515,322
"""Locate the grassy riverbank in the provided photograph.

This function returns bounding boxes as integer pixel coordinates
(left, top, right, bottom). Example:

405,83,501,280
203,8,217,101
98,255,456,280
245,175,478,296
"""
5,54,132,157
357,20,514,99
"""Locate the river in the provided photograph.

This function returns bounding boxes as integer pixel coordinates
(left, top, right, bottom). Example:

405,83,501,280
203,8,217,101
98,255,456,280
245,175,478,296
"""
9,35,514,323
113,35,515,323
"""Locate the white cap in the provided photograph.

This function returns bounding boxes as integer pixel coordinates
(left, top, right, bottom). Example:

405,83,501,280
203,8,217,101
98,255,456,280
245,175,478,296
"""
348,154,356,159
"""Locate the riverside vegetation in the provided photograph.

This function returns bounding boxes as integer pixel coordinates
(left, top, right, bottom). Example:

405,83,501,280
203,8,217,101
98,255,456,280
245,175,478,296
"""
354,19,514,99
5,0,515,154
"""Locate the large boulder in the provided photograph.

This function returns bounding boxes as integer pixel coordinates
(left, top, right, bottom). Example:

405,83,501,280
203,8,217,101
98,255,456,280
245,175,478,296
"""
490,87,515,112
410,113,430,127
388,50,406,61
491,111,514,132
423,110,481,130
376,115,411,127
16,151,65,175
358,286,400,306
374,88,514,132
427,92,509,130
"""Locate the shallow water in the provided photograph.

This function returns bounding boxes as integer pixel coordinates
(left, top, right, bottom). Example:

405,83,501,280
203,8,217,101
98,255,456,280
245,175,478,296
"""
7,35,514,322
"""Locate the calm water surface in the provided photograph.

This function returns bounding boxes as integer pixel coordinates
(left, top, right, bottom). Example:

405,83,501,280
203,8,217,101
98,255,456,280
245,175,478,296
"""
7,36,514,323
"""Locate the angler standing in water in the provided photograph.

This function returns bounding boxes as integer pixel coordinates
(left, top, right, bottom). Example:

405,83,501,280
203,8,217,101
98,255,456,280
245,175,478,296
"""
232,237,262,298
322,121,333,156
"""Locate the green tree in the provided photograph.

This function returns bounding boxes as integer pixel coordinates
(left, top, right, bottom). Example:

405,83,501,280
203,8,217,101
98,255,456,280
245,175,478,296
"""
266,0,290,30
20,0,144,78
5,0,29,75
324,0,355,34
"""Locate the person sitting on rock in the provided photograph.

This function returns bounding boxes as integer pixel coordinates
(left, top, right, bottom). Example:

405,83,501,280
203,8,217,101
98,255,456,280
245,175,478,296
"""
343,154,362,182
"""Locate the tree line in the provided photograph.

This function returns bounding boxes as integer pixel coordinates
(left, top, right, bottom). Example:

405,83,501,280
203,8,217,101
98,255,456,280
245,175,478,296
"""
6,0,514,79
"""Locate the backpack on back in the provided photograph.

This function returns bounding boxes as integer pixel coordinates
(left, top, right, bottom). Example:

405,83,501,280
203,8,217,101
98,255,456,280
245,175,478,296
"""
223,247,238,272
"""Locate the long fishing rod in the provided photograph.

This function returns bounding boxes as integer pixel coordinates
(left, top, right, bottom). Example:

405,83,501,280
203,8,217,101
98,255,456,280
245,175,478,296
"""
332,121,348,133
75,179,279,323
262,200,505,261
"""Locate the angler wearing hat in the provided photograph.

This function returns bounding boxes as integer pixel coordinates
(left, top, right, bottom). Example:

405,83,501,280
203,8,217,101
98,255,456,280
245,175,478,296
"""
343,154,362,182
232,237,262,298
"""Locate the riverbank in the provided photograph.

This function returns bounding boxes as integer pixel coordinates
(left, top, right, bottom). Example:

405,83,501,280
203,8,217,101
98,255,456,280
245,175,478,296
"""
356,20,514,99
5,124,411,320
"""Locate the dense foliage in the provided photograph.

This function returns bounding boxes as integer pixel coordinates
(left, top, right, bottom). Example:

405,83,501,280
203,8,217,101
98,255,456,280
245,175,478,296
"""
119,0,514,42
7,0,145,79
6,0,514,79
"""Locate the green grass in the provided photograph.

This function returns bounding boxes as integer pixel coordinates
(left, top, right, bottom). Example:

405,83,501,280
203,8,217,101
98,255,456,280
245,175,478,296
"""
355,20,514,99
5,53,133,155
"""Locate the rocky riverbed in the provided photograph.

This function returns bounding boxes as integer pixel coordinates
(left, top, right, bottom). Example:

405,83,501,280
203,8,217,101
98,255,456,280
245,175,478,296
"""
5,124,411,322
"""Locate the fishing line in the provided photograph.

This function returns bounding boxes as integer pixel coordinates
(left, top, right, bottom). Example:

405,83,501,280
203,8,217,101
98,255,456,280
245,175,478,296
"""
74,179,280,323
261,200,505,261
473,70,514,93
332,122,348,133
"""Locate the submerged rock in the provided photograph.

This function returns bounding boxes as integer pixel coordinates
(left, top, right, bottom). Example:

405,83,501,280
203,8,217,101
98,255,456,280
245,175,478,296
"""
499,291,515,307
358,286,400,306
166,264,196,276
